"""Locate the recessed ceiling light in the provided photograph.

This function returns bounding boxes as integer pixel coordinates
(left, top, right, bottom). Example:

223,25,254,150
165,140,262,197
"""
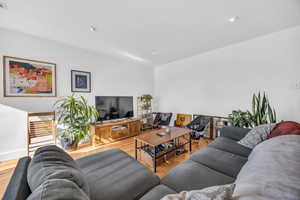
90,25,97,32
0,2,7,9
228,16,239,23
151,51,158,55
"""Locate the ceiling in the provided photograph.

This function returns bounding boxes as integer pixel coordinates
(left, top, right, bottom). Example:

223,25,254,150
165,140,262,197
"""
0,0,300,66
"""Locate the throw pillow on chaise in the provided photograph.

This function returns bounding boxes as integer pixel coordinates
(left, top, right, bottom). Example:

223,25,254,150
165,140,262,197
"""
267,121,300,139
27,145,90,199
238,124,275,149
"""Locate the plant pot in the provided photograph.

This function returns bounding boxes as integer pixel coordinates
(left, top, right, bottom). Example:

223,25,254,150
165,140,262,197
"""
60,137,78,150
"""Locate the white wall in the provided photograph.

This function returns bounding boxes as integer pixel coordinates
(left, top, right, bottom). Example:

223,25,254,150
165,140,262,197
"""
0,28,154,160
0,28,154,113
0,104,27,161
155,26,300,121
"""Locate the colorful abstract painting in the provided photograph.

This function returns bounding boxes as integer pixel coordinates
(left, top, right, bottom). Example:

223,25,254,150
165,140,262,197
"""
3,56,56,97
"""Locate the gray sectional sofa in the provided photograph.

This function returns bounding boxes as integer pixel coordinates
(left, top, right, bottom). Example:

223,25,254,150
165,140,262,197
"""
3,127,251,200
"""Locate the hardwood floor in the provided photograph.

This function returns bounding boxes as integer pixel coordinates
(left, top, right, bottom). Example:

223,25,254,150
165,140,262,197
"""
0,135,212,198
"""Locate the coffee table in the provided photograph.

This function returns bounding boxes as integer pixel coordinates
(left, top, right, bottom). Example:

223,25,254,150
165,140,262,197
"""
134,127,191,172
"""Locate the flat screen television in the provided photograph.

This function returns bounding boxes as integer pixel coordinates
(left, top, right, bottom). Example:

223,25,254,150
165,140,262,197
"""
95,96,134,121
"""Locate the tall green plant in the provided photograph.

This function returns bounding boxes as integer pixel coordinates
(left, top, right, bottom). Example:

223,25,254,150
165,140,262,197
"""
251,92,276,126
54,95,99,143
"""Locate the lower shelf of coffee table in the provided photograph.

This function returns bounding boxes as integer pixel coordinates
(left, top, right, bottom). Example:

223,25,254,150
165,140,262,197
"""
139,148,175,166
137,142,185,167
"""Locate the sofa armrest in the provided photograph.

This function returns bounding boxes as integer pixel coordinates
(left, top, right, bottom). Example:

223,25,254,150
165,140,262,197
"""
220,127,251,141
3,157,32,200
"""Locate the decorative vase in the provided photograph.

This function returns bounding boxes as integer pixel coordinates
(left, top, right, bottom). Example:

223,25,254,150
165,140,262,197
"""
164,126,171,134
60,137,77,150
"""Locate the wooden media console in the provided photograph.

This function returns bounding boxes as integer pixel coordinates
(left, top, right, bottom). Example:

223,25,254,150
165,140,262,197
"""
91,118,141,146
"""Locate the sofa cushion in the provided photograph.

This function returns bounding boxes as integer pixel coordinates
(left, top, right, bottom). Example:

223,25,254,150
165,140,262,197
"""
220,127,251,141
76,149,160,200
238,123,275,149
190,147,247,178
27,179,90,200
139,184,177,200
161,160,234,192
27,145,89,196
208,137,252,157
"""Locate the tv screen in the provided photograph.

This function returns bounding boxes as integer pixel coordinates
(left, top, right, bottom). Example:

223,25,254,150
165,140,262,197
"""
95,96,134,121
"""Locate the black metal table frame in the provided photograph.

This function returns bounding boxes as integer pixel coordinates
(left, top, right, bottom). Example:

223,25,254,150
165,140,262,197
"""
135,134,192,173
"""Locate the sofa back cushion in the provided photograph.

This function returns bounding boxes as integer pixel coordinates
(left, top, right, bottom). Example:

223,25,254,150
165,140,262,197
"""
268,121,300,139
233,135,300,200
27,145,90,197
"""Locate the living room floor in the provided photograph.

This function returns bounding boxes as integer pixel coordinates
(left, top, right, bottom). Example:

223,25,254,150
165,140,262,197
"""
0,133,212,198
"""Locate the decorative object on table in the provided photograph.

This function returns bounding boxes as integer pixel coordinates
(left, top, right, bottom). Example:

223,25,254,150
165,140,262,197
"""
71,70,91,93
174,114,192,127
54,95,99,150
164,126,171,134
3,56,56,97
238,123,276,149
137,94,153,131
229,92,277,128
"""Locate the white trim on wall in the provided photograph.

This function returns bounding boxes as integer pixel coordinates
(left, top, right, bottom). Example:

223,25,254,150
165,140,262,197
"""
0,148,27,161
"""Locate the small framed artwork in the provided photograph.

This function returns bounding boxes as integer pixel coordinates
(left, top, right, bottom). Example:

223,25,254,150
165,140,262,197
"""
71,70,91,93
3,56,56,97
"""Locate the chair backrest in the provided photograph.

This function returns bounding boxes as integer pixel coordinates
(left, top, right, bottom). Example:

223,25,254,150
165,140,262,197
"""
158,113,173,126
187,115,211,131
28,112,56,155
175,114,192,127
154,112,173,126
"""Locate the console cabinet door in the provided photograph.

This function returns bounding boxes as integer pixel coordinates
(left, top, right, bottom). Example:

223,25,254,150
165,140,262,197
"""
96,127,111,140
129,121,141,136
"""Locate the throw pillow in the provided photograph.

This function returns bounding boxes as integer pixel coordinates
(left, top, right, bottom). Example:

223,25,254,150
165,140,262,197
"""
238,123,275,149
27,179,90,200
27,145,90,196
233,135,300,200
161,184,235,200
267,121,300,139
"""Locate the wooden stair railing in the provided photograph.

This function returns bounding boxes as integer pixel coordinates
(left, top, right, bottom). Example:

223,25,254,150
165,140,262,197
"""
27,112,56,155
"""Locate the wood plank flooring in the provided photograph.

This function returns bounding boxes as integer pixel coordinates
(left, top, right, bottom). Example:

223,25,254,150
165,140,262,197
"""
0,135,212,198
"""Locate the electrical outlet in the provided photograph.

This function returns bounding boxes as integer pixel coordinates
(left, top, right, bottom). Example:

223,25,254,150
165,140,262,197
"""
296,82,300,89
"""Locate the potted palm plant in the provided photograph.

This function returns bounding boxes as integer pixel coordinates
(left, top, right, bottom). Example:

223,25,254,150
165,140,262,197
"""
54,95,99,150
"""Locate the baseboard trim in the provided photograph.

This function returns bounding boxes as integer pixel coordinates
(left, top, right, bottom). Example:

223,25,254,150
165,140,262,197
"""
0,148,27,162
